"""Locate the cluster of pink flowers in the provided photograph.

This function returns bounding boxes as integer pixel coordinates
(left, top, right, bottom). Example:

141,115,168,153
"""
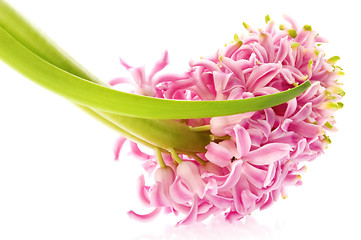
111,16,344,225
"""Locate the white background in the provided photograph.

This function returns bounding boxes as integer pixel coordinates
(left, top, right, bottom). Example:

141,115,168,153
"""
0,0,360,239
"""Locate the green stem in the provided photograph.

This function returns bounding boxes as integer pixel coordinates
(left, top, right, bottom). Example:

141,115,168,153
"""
190,154,207,165
155,148,166,168
169,148,183,164
190,125,211,132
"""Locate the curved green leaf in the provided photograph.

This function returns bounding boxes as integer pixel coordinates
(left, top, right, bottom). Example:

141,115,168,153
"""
0,2,213,152
0,0,106,85
0,0,166,149
0,25,311,119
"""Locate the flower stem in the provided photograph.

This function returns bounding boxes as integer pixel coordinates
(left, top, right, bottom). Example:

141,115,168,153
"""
190,154,207,165
190,125,211,132
154,148,166,168
169,148,183,164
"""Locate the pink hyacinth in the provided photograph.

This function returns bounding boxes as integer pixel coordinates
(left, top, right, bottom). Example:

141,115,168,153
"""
113,16,344,225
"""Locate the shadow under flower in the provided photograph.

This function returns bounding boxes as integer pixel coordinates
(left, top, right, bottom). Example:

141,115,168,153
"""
132,214,282,240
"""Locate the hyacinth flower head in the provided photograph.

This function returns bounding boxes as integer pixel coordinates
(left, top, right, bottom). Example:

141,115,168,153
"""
114,15,344,224
0,0,343,227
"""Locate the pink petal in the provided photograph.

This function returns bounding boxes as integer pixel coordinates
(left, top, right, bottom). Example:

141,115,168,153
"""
150,167,176,206
129,142,152,160
264,108,276,129
232,175,249,215
297,82,321,102
213,71,232,100
149,182,169,206
169,176,193,204
113,136,127,161
219,56,245,82
264,163,277,187
176,161,207,198
243,143,292,165
289,121,323,138
248,119,271,140
291,102,312,121
246,63,282,92
210,111,255,137
279,68,295,84
251,43,267,62
189,59,220,72
119,57,132,70
197,206,219,222
164,79,194,99
243,162,268,189
129,66,146,88
108,77,133,86
284,98,297,118
217,160,243,192
260,190,279,211
219,140,239,157
201,161,224,176
283,14,298,32
176,196,199,226
247,129,264,147
283,174,302,186
265,19,276,34
241,189,258,211
205,142,233,167
128,208,161,222
275,37,290,63
197,201,213,214
205,193,233,209
141,160,157,175
259,32,275,62
233,179,258,215
154,166,175,187
234,125,251,158
223,41,243,58
225,210,244,222
171,201,191,215
137,175,150,205
201,172,228,186
148,51,169,81
284,65,308,81
153,72,189,85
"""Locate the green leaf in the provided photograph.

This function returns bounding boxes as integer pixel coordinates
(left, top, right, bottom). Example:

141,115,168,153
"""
0,0,168,150
0,0,105,86
0,1,312,153
0,25,311,119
